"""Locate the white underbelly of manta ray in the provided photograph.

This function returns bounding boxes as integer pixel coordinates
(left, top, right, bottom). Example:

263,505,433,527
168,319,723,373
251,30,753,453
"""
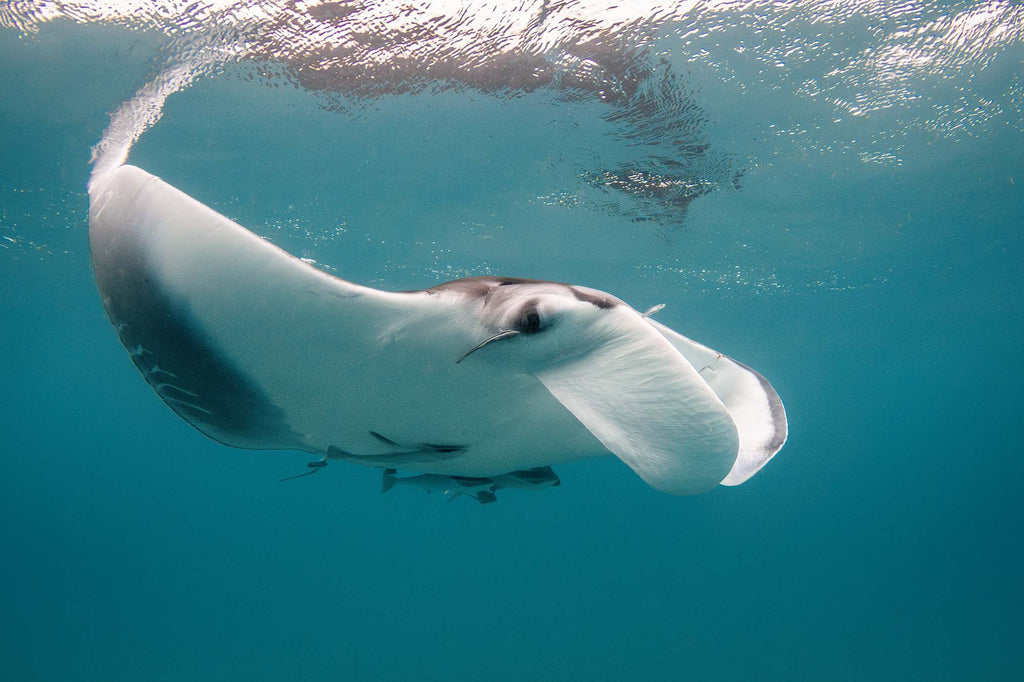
88,164,787,496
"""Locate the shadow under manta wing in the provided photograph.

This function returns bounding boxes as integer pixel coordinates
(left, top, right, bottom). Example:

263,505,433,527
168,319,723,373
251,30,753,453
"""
88,164,461,455
89,168,304,450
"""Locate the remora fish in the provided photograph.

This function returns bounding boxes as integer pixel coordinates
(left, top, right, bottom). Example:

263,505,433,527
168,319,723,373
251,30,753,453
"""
380,466,561,504
381,469,495,504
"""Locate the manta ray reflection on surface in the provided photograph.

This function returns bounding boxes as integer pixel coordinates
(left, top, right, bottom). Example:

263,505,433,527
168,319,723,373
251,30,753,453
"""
88,164,787,496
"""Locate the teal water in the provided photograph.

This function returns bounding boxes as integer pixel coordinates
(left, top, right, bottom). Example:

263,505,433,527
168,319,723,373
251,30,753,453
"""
2,4,1023,680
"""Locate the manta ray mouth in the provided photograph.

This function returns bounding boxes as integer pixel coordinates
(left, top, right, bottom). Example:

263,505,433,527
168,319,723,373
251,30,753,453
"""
456,329,521,364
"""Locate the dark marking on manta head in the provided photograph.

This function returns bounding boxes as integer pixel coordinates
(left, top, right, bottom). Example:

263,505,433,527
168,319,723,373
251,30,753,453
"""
568,286,617,309
422,276,620,310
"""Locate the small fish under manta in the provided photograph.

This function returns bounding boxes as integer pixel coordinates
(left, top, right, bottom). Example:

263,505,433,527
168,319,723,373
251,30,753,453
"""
380,466,561,504
88,164,787,496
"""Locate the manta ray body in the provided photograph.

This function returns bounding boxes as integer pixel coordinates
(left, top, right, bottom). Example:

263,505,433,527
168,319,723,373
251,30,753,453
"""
88,165,787,495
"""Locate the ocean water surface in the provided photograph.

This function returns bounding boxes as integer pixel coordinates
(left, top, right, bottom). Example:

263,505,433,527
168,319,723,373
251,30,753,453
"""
1,2,1022,680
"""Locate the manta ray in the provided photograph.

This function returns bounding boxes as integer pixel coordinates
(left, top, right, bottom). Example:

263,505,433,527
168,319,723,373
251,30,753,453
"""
88,164,787,495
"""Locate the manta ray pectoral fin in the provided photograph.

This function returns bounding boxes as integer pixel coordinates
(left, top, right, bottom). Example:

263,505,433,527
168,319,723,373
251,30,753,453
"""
537,311,739,495
88,165,433,455
645,319,788,485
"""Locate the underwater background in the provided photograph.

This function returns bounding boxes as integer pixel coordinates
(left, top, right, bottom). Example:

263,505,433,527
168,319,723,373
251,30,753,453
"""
1,2,1022,680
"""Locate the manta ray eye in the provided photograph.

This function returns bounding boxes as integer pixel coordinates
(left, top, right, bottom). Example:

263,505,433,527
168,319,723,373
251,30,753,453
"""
456,301,550,363
517,305,543,334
